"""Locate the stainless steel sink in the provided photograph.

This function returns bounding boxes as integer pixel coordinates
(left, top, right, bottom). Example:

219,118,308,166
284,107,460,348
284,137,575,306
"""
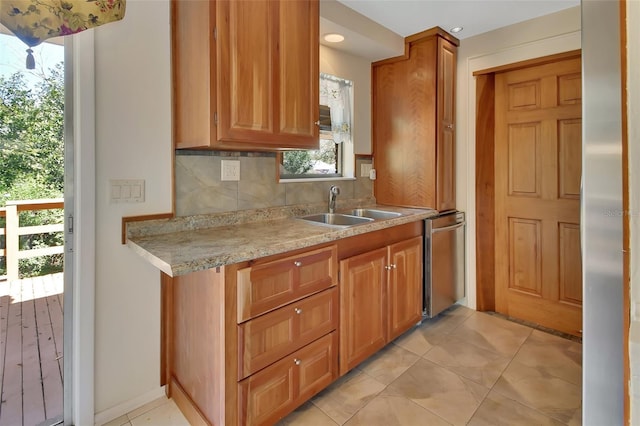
298,213,374,227
344,208,403,220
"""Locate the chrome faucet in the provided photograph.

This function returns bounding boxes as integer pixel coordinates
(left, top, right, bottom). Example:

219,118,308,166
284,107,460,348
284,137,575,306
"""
329,185,340,214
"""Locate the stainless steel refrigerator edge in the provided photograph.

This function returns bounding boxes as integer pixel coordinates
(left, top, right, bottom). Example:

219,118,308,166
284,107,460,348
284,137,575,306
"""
582,1,624,423
424,211,466,318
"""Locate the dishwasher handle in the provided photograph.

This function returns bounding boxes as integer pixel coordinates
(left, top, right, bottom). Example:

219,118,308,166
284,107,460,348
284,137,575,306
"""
431,222,465,233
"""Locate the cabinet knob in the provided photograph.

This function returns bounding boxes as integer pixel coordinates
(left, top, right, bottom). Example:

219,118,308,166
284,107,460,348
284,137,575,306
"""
294,358,301,365
314,120,320,126
385,264,397,270
294,307,302,315
445,124,454,129
294,261,302,267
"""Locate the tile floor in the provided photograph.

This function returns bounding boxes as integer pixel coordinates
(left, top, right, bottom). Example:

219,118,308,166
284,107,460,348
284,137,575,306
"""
106,305,582,426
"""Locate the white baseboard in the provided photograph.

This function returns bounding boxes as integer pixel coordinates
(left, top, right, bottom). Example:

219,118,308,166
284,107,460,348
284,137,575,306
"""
94,386,167,426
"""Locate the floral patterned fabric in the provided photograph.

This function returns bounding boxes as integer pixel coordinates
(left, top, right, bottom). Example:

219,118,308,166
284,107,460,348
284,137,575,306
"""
1,0,126,47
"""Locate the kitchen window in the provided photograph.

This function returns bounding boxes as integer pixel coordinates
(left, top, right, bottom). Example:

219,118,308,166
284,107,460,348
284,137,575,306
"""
278,73,354,181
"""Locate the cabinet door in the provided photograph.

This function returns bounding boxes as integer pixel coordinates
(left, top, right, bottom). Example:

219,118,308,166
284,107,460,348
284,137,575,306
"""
372,37,438,208
239,333,337,426
238,288,338,379
339,248,387,375
217,0,319,149
387,237,423,341
237,246,337,322
172,0,216,149
436,37,457,212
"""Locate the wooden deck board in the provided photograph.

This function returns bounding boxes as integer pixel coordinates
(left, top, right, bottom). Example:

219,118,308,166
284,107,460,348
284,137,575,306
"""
34,277,63,420
1,281,24,426
0,274,63,426
22,281,46,426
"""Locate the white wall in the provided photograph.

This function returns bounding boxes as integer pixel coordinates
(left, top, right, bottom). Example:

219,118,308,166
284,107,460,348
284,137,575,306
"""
92,0,172,419
320,44,372,154
455,6,581,310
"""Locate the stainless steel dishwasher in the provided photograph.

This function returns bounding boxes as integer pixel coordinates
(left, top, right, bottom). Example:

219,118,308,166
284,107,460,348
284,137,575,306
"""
424,211,466,318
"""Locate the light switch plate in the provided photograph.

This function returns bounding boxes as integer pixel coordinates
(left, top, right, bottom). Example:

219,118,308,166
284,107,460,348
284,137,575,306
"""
110,179,145,203
221,160,240,181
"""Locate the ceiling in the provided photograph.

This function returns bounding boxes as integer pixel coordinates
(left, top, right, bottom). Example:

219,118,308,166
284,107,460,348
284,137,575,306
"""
320,0,579,60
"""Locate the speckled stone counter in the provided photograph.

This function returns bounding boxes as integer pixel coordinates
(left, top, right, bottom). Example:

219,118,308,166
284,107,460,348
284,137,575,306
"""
126,200,437,277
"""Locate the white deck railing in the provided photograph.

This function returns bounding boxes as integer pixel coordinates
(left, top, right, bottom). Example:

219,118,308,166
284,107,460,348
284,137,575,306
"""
0,199,64,281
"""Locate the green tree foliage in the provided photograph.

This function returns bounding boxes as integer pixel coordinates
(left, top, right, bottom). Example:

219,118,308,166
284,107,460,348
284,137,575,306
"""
283,150,314,174
0,64,65,200
0,64,65,277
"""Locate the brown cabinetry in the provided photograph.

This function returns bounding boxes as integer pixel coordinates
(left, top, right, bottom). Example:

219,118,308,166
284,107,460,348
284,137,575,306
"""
339,236,423,374
164,222,424,425
372,28,459,211
238,287,338,380
238,332,337,426
237,245,337,322
172,0,319,150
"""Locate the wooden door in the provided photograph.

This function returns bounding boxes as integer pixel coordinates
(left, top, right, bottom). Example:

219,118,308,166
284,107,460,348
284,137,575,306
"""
217,0,318,149
494,56,582,336
339,248,387,375
387,237,423,341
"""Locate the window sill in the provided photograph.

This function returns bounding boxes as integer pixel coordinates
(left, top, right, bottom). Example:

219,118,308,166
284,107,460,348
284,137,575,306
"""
278,176,357,184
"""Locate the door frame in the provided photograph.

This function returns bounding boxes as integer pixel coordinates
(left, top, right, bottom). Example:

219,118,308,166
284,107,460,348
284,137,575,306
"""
63,30,96,425
472,49,581,312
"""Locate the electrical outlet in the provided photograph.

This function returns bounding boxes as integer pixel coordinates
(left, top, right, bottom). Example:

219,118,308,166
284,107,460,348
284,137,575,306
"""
221,160,240,181
360,163,372,178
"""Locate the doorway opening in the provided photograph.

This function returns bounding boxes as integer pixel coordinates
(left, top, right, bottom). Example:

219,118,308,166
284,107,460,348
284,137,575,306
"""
474,50,583,338
0,29,66,425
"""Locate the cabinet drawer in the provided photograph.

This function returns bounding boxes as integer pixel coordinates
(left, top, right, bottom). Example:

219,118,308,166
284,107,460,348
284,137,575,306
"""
238,332,338,426
237,245,337,322
238,287,338,380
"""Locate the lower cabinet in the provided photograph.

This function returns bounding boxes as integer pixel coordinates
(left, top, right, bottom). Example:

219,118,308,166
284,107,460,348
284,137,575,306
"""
238,332,338,425
164,223,424,426
339,236,423,375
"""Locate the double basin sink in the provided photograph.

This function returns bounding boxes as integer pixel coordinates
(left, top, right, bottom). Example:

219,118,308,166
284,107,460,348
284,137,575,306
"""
299,208,402,228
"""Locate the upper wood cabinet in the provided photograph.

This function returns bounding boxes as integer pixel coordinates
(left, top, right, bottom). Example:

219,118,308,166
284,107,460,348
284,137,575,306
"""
372,28,459,211
172,0,320,151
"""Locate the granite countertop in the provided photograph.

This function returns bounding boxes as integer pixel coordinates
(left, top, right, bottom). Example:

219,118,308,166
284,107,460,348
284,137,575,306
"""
125,200,437,277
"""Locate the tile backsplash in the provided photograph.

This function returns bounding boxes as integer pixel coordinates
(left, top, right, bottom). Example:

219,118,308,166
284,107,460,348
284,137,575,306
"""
175,151,374,216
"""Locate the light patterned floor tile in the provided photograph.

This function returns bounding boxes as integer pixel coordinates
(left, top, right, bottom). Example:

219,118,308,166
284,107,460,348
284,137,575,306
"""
277,401,338,425
492,356,582,423
512,329,582,386
102,414,131,426
424,336,511,387
467,390,564,426
126,396,171,421
387,358,489,425
311,369,386,425
358,343,420,385
449,312,532,357
344,392,452,426
392,305,472,356
129,399,189,426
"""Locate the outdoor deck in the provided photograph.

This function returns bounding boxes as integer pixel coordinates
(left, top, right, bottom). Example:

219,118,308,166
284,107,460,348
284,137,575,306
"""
0,273,63,426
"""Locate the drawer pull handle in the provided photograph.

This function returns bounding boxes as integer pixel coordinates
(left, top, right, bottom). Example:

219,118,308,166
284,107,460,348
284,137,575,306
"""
294,358,301,365
294,307,302,314
294,261,303,267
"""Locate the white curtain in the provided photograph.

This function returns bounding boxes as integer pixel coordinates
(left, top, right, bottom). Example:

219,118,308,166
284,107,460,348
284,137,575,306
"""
320,73,352,144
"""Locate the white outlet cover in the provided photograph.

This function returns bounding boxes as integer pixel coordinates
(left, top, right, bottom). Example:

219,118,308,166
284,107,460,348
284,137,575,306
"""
221,160,240,181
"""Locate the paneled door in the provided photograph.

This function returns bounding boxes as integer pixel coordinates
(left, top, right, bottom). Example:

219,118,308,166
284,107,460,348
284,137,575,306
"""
494,55,582,337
